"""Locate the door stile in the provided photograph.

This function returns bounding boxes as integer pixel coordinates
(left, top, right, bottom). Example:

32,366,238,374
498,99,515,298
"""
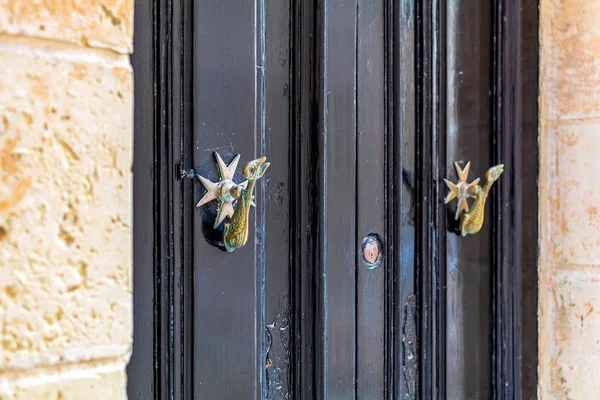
387,0,420,399
314,1,359,398
290,0,319,399
172,0,194,398
491,1,539,399
416,0,447,397
355,0,387,398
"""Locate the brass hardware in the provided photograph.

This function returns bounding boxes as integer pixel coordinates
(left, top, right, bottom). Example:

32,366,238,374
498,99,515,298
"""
444,162,504,236
361,234,383,269
196,152,270,251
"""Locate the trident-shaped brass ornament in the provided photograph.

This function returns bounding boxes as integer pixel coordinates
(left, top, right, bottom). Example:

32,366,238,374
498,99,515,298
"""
196,152,270,252
444,162,504,236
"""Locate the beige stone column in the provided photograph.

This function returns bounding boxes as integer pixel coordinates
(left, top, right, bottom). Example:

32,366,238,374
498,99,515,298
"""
540,1,600,398
0,2,133,399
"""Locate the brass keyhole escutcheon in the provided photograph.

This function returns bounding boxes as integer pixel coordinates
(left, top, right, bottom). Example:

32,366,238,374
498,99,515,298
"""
361,234,383,269
195,152,270,252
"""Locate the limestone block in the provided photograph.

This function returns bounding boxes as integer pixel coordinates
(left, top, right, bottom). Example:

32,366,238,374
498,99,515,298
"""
0,0,134,54
539,267,600,400
0,364,126,399
0,39,132,370
539,121,600,265
541,0,600,121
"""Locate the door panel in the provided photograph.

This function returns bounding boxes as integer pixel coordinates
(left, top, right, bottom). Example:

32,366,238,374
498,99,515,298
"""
445,2,492,399
316,1,358,398
262,1,293,397
193,2,291,398
356,1,386,398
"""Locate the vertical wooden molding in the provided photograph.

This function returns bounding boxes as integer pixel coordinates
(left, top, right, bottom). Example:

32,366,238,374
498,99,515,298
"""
491,0,539,398
416,0,447,397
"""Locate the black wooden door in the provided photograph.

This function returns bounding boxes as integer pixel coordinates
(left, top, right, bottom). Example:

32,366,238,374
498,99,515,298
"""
191,2,391,398
128,0,539,399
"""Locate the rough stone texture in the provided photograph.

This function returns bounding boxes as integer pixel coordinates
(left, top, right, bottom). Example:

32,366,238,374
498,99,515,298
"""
540,1,600,399
0,0,134,54
0,35,132,397
0,362,126,399
539,267,600,399
539,121,600,266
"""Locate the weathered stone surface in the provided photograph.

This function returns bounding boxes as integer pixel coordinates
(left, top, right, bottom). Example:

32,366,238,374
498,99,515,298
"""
539,267,600,400
541,0,600,121
540,121,600,266
0,364,126,399
0,0,134,54
0,38,132,370
540,2,600,398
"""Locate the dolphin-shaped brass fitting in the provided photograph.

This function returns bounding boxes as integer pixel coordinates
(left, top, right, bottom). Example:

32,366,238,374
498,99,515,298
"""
444,162,504,236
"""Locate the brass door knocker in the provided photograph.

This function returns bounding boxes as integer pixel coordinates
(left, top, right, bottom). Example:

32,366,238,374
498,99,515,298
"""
444,161,504,236
195,152,270,252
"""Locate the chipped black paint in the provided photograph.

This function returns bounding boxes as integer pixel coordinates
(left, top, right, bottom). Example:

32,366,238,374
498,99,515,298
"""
265,301,291,399
402,294,417,399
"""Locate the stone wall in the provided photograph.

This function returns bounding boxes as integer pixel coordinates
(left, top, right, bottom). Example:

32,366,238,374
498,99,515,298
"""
0,2,133,399
539,1,600,398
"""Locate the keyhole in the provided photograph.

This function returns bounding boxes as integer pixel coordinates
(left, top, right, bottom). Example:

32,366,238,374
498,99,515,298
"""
361,234,383,269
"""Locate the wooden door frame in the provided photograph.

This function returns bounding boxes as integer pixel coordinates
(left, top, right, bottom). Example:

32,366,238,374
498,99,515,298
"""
127,0,539,398
128,0,194,398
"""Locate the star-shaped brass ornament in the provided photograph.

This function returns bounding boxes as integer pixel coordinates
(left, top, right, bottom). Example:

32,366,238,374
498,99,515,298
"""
444,161,480,220
196,152,254,229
